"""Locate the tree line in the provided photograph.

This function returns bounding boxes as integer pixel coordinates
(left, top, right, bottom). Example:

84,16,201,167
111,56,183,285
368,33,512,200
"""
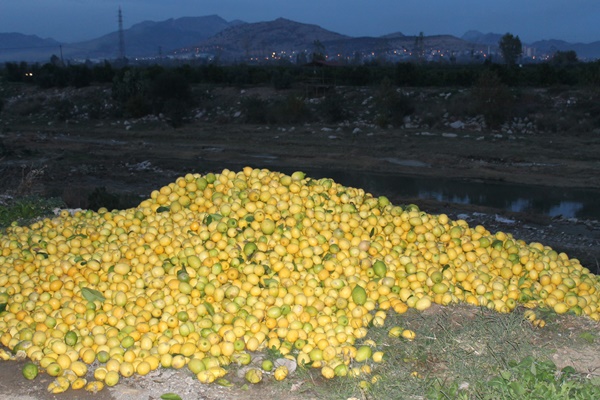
1,53,599,127
3,57,599,90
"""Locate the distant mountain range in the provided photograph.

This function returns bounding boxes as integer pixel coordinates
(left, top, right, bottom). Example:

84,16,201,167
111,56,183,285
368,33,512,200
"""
462,30,600,60
1,16,599,63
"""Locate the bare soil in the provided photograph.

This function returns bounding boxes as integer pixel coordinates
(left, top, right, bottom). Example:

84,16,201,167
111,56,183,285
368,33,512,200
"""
1,84,600,398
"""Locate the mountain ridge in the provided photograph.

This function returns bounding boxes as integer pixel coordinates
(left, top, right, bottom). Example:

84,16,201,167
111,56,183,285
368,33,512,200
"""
1,16,599,63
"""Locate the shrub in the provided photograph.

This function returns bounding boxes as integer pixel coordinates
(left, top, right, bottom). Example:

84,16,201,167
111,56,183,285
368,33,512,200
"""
267,95,310,124
162,99,188,128
125,94,152,118
319,91,348,123
150,71,192,103
373,77,415,127
10,99,43,117
472,69,514,128
87,187,121,211
240,96,269,124
50,99,73,122
271,70,293,90
112,68,149,103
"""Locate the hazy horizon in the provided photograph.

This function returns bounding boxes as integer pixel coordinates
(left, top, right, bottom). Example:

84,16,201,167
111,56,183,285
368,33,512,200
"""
1,0,599,44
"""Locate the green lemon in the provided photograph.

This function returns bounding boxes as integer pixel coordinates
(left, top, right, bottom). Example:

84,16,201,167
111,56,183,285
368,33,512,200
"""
22,362,39,380
352,285,367,305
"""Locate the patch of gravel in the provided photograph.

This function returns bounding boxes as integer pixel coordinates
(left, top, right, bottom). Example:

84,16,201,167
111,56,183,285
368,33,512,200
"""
109,368,211,400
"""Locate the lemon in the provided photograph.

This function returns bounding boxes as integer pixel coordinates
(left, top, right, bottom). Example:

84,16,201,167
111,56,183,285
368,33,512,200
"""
243,242,258,258
104,370,119,387
188,358,206,374
22,362,38,380
388,326,403,338
245,368,263,384
415,296,432,311
402,330,416,341
260,219,276,235
97,350,109,363
352,285,367,306
321,366,335,379
85,381,104,394
373,260,387,278
46,362,63,377
261,359,274,372
372,351,385,363
355,345,372,362
64,331,78,346
274,365,288,381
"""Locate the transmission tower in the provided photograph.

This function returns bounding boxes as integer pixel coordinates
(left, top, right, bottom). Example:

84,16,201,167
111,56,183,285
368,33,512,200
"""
118,6,126,60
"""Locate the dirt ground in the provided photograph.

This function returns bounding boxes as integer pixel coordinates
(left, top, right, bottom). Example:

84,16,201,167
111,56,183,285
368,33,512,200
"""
1,84,600,398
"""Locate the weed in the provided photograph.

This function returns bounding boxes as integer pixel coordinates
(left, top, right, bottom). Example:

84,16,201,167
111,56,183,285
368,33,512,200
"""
482,356,600,399
0,196,64,228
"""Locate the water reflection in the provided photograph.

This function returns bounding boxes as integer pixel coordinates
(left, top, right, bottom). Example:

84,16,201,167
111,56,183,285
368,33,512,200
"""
301,169,600,220
197,161,599,220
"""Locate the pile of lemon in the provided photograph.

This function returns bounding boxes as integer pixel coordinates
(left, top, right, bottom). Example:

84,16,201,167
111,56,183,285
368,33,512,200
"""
0,167,598,392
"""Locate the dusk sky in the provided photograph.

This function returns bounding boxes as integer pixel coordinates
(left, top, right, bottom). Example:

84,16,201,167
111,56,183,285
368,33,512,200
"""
1,0,599,44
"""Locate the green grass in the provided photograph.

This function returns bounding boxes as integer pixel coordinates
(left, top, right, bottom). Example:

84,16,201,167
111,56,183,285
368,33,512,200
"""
285,304,600,400
0,195,65,228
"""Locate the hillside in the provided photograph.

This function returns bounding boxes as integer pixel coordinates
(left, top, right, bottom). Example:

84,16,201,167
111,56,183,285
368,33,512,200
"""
0,33,61,62
531,39,600,60
0,15,241,62
63,15,242,60
191,18,349,61
1,16,600,63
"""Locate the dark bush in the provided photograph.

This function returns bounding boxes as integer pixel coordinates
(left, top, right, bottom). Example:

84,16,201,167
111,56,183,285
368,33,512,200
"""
51,98,73,122
162,99,188,128
319,91,348,123
35,64,68,88
240,96,269,124
472,69,514,128
373,77,415,127
87,187,121,211
125,94,152,118
11,98,43,116
92,61,116,83
268,95,310,124
151,71,192,102
271,70,293,90
67,65,92,88
112,68,149,103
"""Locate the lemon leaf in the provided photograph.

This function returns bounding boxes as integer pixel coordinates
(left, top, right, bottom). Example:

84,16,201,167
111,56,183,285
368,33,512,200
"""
160,394,182,400
204,302,215,316
0,303,6,313
216,378,234,387
156,206,170,213
81,287,105,303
